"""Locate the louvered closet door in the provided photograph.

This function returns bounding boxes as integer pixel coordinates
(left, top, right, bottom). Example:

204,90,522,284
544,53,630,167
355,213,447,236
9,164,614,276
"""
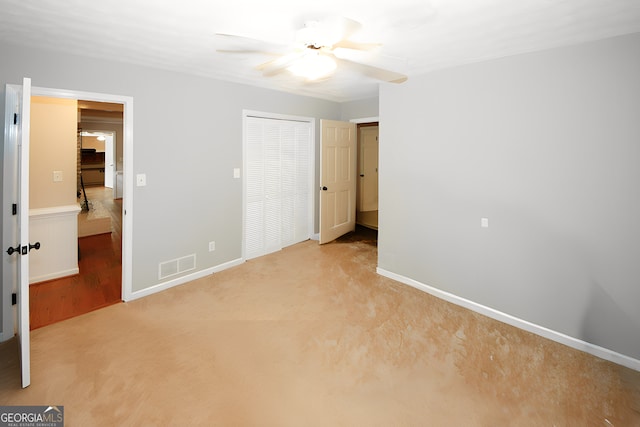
280,122,311,247
245,116,312,260
263,120,282,255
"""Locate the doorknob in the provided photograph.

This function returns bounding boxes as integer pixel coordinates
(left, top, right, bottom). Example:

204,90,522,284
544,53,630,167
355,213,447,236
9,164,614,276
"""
6,245,20,256
321,186,328,191
21,242,40,255
6,242,40,256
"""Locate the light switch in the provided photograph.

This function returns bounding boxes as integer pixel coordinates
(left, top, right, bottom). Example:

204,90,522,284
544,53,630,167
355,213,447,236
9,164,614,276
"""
136,173,147,187
233,168,241,179
53,171,63,182
481,218,489,228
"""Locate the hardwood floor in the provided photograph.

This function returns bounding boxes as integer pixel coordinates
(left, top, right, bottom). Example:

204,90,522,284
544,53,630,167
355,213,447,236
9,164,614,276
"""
29,186,122,330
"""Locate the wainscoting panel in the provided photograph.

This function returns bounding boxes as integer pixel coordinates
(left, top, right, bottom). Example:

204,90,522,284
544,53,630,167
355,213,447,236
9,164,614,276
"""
29,205,81,283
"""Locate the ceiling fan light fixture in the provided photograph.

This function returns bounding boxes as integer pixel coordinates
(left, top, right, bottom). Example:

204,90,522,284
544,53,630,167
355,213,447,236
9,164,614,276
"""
296,21,340,49
287,52,337,80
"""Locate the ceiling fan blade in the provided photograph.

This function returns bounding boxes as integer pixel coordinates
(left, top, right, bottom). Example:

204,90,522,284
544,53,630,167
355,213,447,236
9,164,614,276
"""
336,58,408,83
331,16,363,41
257,52,305,77
332,40,381,51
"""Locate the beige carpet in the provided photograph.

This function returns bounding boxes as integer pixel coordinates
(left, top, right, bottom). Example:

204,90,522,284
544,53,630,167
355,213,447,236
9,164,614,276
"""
1,235,638,426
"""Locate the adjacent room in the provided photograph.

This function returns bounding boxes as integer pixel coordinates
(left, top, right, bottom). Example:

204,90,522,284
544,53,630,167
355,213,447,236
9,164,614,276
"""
0,0,639,425
27,98,123,330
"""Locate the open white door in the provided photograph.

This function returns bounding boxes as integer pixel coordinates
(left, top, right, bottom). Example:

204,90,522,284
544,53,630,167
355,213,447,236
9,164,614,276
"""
2,78,33,388
319,120,357,244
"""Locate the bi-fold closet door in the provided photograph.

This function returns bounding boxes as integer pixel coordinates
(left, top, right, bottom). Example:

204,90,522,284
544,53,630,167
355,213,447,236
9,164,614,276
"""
244,116,312,260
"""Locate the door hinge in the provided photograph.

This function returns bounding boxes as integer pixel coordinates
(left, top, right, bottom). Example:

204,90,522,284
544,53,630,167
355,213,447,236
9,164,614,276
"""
12,293,17,306
12,203,17,215
13,113,18,125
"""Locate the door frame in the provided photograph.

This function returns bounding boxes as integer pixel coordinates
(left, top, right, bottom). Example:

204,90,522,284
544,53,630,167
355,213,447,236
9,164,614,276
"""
319,119,358,244
313,116,378,243
34,86,134,301
2,85,134,342
79,129,116,190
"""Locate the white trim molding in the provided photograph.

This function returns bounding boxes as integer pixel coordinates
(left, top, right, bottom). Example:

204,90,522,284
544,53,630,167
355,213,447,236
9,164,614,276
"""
31,85,134,303
350,116,379,124
29,205,81,217
377,267,640,372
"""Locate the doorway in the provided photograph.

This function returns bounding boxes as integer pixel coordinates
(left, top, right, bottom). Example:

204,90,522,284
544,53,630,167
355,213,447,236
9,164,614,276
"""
330,121,379,245
29,100,125,329
317,118,379,244
2,81,133,386
2,86,133,335
242,110,315,260
29,98,123,330
356,122,379,231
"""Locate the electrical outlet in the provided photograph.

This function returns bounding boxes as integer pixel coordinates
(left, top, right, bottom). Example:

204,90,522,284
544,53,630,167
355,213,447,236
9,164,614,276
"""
209,241,216,252
481,218,489,228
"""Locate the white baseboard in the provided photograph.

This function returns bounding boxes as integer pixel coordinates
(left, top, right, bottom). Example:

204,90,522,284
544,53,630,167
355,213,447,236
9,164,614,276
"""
126,258,244,302
30,268,79,285
376,267,640,372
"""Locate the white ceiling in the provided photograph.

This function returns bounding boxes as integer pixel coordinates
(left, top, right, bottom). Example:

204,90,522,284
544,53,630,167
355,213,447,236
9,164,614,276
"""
2,0,640,102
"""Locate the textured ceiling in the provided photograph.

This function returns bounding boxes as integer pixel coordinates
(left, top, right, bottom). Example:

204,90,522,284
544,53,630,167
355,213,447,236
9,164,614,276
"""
1,0,640,102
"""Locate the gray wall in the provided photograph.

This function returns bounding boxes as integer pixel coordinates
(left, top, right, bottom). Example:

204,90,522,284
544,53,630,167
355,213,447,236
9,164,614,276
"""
379,32,640,361
340,97,379,121
0,41,340,312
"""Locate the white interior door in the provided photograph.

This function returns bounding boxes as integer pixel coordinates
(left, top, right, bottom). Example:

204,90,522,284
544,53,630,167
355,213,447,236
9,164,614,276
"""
2,77,32,388
319,120,357,244
18,78,32,388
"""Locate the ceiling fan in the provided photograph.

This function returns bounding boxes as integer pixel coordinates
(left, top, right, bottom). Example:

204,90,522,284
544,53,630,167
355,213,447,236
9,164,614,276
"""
216,17,408,84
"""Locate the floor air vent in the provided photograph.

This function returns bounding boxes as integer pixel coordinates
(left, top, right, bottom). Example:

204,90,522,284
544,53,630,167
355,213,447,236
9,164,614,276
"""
159,254,196,280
